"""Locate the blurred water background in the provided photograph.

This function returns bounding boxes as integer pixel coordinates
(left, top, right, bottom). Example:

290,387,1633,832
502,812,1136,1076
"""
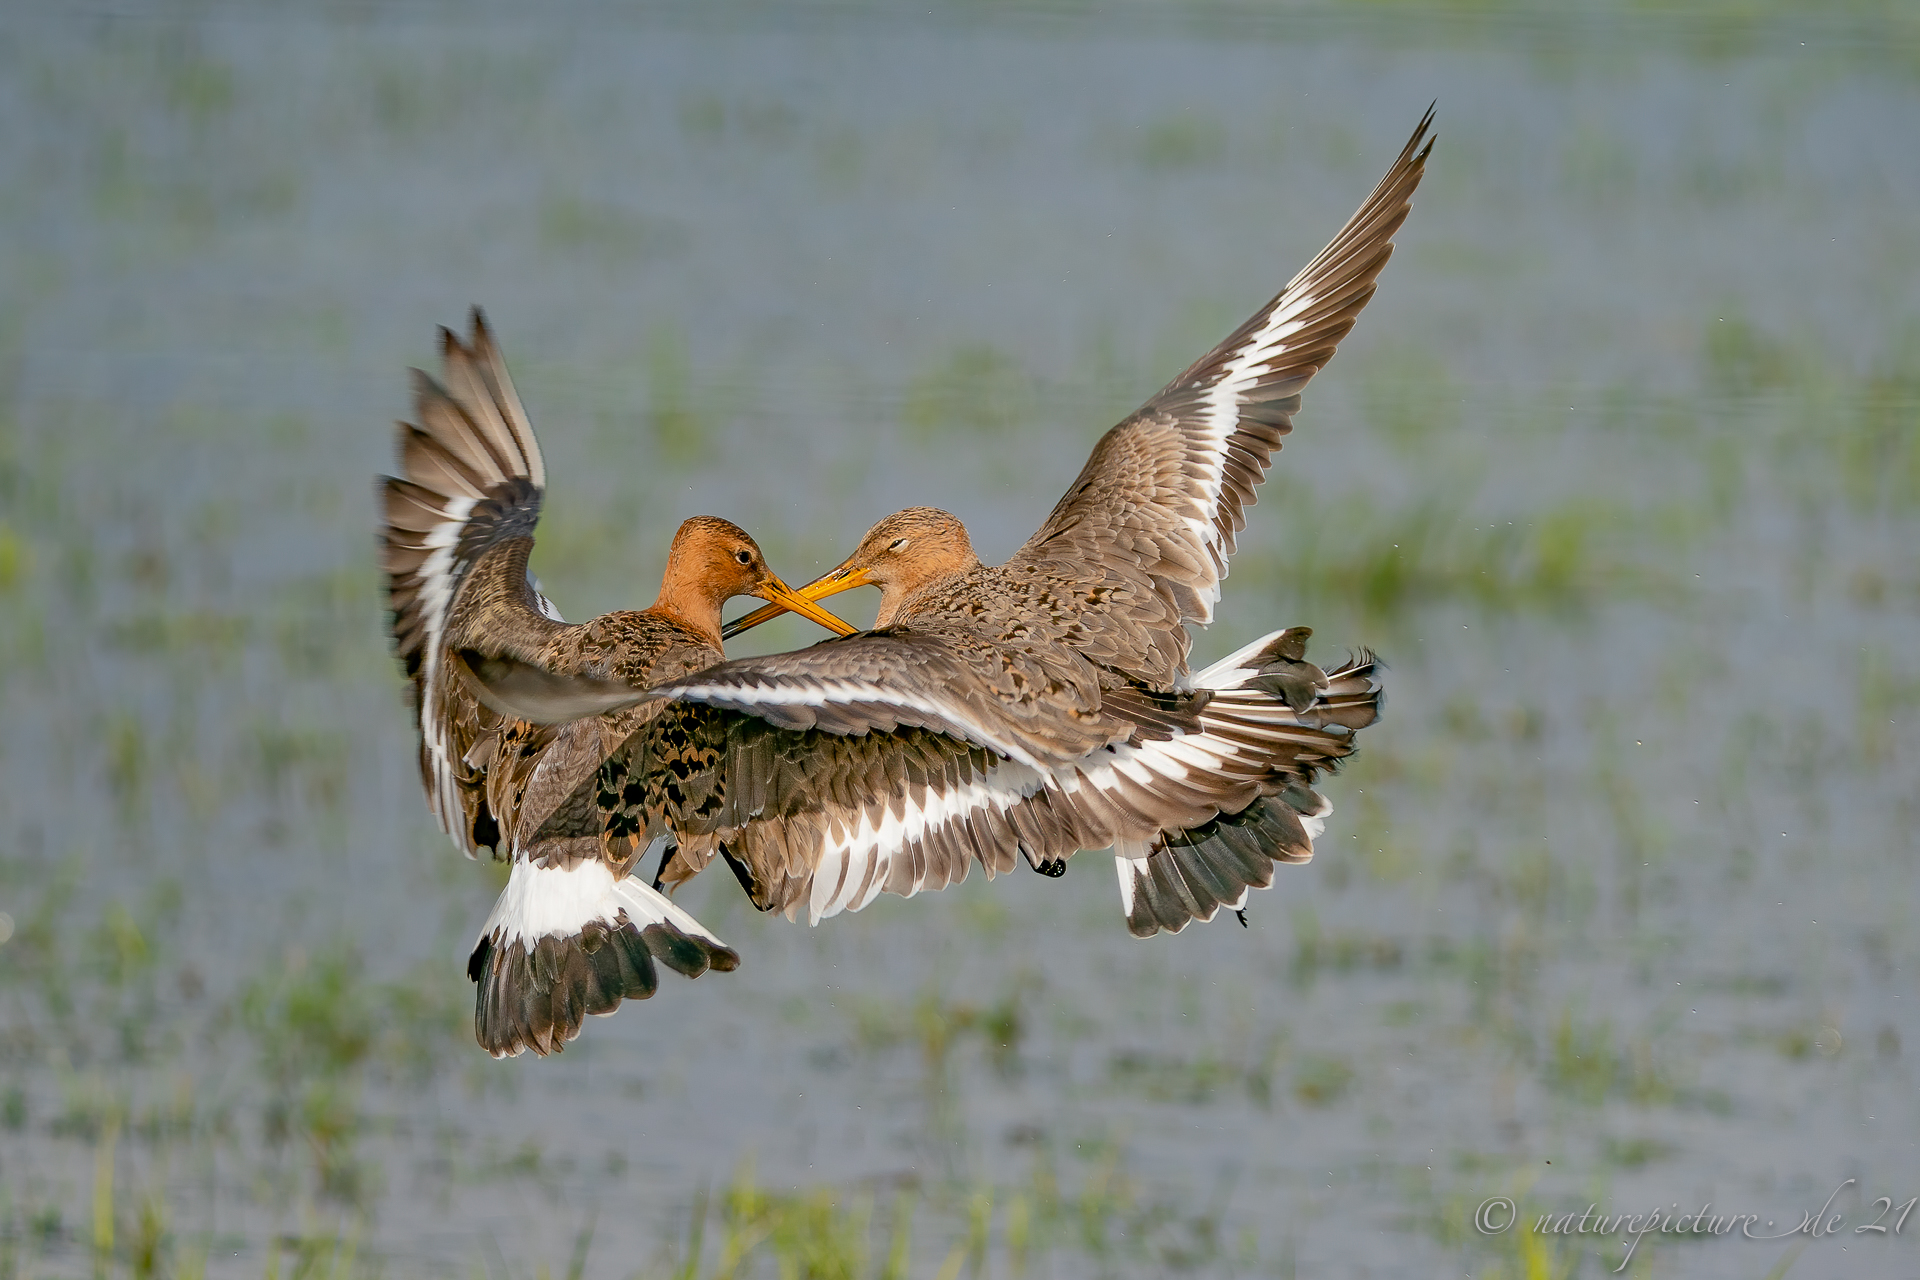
2,3,1918,1278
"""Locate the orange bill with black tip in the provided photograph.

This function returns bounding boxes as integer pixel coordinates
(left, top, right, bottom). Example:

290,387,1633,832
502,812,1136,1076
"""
724,560,875,639
756,573,862,638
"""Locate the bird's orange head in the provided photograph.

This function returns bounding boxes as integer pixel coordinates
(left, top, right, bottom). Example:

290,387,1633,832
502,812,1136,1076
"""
655,516,857,647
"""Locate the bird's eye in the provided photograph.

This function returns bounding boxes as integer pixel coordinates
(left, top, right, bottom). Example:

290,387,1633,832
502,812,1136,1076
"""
734,550,753,565
888,538,910,553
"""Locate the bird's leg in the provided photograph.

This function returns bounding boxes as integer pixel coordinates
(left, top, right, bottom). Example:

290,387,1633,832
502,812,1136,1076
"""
718,842,775,911
651,839,681,891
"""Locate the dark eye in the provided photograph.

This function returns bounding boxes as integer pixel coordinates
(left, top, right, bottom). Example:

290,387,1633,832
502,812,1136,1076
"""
889,538,910,553
735,550,753,565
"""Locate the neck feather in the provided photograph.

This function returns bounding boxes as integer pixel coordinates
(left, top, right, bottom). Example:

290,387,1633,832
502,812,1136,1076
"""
874,563,971,630
652,578,726,650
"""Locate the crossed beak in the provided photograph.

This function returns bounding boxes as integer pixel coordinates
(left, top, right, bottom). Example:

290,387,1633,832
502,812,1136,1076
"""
754,571,863,639
725,560,875,640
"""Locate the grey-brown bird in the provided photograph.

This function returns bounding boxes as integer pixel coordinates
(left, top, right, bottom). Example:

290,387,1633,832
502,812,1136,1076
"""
379,311,857,1057
627,110,1432,936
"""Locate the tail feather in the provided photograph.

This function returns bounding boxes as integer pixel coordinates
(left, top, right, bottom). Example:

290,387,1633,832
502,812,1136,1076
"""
1116,627,1381,938
468,855,738,1058
1117,790,1324,938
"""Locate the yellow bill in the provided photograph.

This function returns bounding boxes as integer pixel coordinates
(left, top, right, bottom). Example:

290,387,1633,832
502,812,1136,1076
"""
755,573,862,638
724,561,874,640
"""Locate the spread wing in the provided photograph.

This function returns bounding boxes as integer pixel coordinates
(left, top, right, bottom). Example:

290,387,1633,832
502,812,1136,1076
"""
648,631,1127,771
380,309,565,855
1012,109,1434,684
620,632,1379,925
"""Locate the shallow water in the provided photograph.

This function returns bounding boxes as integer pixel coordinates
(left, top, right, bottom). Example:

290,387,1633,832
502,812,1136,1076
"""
1,5,1918,1278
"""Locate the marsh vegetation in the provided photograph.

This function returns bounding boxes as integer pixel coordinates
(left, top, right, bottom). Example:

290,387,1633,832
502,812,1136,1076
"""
0,5,1915,1277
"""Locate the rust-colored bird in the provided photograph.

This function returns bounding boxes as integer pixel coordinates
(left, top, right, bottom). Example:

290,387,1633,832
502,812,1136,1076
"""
379,312,857,1057
691,110,1433,934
